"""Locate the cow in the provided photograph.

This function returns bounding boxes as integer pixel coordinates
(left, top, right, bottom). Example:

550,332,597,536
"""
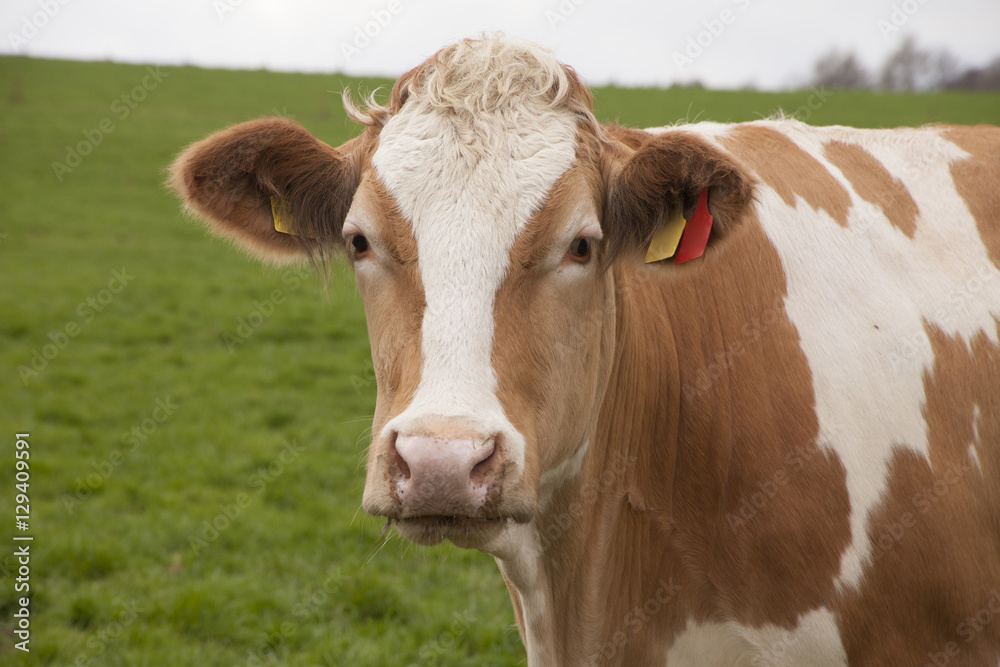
169,34,1000,666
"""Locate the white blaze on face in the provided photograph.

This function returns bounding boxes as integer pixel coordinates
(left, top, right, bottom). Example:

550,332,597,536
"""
372,96,579,455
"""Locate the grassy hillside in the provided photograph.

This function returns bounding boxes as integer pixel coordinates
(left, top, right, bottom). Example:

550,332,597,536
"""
0,55,997,666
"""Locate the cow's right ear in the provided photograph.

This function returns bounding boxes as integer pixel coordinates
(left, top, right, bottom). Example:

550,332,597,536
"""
168,118,367,264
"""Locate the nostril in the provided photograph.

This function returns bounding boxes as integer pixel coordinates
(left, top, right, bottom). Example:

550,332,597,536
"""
470,436,500,484
388,432,410,480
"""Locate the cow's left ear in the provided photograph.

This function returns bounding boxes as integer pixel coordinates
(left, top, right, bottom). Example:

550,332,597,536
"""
602,130,754,261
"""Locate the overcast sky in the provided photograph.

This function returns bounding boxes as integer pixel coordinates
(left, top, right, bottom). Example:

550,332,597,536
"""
1,0,998,90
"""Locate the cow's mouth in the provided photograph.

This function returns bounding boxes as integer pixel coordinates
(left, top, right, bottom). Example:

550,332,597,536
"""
393,515,511,548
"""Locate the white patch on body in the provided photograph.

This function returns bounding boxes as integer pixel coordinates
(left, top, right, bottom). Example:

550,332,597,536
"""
691,120,1000,588
665,608,847,666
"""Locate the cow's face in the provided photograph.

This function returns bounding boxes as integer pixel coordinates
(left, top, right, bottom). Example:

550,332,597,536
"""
169,37,751,551
347,99,618,548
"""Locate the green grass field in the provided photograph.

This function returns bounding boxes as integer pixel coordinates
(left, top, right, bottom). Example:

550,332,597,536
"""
0,55,997,666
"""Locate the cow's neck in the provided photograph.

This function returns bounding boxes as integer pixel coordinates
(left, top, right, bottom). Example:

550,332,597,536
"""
490,257,747,665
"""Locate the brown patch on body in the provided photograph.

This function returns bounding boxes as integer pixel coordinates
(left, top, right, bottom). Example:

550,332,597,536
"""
836,321,1000,665
662,209,852,631
823,140,919,237
722,125,851,227
945,126,1000,270
518,202,852,663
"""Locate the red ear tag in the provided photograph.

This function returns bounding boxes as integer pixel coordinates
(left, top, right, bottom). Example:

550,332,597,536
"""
675,190,713,263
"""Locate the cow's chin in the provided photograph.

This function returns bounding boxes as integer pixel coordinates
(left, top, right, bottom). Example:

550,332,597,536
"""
394,515,511,549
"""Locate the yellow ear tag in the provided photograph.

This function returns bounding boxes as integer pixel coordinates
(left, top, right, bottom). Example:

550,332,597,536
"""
270,196,318,239
270,196,296,235
644,209,687,263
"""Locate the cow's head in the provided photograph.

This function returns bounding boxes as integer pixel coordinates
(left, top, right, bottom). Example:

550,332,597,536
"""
169,35,752,551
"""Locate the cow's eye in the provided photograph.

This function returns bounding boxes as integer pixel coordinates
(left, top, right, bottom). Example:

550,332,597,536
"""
566,237,592,263
349,234,370,257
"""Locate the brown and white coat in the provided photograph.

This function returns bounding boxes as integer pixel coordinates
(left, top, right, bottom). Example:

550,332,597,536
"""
170,35,1000,666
